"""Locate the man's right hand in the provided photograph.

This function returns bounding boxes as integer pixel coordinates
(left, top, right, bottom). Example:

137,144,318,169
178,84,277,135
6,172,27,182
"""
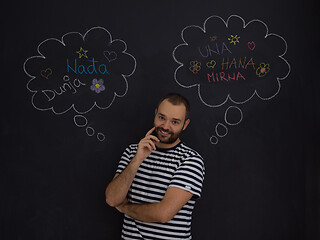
106,127,160,207
135,127,160,162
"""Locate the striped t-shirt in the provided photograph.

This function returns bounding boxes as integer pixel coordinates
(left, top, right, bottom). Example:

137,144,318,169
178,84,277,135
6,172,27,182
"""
116,142,205,240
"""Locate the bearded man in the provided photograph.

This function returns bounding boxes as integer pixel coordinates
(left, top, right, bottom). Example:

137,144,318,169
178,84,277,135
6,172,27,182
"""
105,93,205,240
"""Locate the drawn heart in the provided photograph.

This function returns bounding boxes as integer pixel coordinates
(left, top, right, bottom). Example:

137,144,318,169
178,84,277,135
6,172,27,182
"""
248,41,255,51
206,60,216,69
41,68,52,79
103,51,117,62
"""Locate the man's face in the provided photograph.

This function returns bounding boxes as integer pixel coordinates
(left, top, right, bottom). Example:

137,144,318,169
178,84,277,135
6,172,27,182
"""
153,99,190,147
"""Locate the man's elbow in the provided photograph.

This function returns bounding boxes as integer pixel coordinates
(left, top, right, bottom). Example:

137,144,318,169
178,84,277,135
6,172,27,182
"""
105,196,118,207
105,189,119,207
158,216,172,223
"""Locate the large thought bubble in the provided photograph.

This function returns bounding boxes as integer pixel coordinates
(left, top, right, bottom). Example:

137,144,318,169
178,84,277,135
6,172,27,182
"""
173,15,290,107
23,27,136,141
24,27,136,114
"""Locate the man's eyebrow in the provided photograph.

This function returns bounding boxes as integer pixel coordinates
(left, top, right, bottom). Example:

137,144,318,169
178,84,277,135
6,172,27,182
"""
158,113,182,122
172,118,182,122
158,113,166,117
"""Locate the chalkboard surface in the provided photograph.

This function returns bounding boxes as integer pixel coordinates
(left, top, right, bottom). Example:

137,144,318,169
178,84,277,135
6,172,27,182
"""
1,0,319,239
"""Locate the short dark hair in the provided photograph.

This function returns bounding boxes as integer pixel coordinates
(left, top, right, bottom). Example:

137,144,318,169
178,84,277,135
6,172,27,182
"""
157,93,191,119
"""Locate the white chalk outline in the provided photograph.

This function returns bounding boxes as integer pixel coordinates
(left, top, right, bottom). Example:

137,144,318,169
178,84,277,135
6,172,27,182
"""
23,26,137,115
73,114,88,127
215,123,228,137
172,15,291,108
209,135,218,145
224,106,243,126
86,126,95,136
73,114,106,141
209,106,243,143
97,133,106,142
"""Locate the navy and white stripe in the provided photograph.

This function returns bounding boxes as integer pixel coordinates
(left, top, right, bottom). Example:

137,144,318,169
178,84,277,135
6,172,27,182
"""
116,142,205,240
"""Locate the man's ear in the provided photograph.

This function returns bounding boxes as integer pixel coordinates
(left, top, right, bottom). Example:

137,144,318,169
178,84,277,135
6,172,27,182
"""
155,108,158,116
183,119,190,131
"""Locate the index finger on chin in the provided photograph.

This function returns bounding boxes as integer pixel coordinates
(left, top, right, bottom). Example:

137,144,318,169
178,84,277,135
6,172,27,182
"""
145,127,156,137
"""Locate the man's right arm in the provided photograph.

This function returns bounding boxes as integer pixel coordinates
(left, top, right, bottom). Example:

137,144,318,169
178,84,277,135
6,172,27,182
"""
105,127,159,207
105,155,144,207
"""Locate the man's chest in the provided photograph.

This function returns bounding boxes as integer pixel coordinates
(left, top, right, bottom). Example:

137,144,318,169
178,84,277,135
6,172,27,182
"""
128,153,184,203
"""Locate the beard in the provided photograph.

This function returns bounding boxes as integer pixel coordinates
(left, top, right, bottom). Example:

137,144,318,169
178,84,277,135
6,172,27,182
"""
154,126,183,145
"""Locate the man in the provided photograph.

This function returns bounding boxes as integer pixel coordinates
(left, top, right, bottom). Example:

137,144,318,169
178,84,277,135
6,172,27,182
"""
105,93,205,239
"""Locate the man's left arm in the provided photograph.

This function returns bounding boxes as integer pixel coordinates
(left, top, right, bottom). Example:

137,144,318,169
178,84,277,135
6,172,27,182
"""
116,187,193,223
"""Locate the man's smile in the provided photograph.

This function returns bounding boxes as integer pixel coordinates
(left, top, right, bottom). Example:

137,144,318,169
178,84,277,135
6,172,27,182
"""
159,129,170,136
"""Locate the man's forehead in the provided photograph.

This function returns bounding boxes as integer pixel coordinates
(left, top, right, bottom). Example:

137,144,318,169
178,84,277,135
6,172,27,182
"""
157,100,186,119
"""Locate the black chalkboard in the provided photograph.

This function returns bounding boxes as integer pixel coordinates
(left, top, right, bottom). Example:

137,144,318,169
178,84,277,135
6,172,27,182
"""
1,0,319,239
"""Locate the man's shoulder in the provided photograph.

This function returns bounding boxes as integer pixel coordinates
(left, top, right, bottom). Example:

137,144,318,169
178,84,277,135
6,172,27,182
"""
175,143,205,179
123,143,138,153
128,143,139,149
177,143,204,161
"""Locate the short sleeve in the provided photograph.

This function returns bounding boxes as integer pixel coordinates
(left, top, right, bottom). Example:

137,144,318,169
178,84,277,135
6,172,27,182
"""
169,156,205,198
116,145,136,174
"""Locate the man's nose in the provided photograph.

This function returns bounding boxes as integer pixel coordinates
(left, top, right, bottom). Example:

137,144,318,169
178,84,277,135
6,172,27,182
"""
162,120,170,130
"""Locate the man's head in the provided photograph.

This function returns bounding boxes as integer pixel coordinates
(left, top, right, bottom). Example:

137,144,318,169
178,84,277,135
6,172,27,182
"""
153,93,190,148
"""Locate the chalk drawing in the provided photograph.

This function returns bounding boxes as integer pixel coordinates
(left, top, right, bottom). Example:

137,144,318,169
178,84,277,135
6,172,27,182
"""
173,15,290,107
210,106,243,145
173,15,290,144
73,115,106,141
24,27,137,141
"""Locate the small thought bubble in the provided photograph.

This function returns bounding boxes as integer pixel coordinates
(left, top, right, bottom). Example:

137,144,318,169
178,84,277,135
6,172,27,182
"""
73,115,106,141
209,105,243,145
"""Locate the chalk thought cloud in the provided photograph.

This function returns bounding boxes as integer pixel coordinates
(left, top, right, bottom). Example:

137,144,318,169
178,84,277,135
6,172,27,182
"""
24,27,136,114
173,15,290,107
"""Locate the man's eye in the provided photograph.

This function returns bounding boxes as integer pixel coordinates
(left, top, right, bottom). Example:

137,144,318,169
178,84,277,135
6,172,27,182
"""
172,121,178,125
159,116,165,120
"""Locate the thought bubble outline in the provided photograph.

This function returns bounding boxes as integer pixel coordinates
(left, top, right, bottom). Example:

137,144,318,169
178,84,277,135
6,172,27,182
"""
23,26,137,115
172,15,291,108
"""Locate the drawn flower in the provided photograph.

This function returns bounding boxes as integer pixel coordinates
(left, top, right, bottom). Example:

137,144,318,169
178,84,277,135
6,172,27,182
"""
189,60,201,74
90,78,105,93
256,63,270,77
